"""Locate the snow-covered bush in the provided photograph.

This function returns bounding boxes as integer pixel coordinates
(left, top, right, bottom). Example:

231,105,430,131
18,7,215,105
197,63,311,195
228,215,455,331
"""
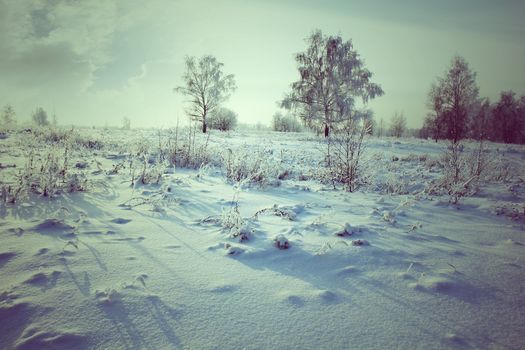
274,234,290,249
208,108,237,131
221,198,251,241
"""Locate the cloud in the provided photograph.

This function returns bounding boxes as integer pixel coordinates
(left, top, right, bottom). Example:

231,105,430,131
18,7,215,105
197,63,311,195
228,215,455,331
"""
0,0,126,94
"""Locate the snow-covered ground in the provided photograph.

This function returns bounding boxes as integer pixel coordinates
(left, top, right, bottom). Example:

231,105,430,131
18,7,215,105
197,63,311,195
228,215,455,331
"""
1,127,524,349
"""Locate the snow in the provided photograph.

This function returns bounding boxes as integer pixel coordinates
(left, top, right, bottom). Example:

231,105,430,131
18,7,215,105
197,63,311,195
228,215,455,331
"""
1,127,524,349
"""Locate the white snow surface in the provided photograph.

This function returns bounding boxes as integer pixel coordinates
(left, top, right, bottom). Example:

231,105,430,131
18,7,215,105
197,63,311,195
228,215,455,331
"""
1,128,525,349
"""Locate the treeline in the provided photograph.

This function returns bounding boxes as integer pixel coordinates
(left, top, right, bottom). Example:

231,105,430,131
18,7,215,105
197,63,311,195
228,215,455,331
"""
419,90,525,144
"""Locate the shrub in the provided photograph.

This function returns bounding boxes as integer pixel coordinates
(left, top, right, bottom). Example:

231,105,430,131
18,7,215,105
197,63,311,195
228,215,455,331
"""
208,108,237,131
323,119,369,192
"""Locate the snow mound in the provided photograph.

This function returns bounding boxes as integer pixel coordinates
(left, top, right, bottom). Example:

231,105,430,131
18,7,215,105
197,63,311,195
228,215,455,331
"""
274,234,290,249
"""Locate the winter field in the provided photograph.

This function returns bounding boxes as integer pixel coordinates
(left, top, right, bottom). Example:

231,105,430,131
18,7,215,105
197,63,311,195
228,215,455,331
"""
1,126,524,349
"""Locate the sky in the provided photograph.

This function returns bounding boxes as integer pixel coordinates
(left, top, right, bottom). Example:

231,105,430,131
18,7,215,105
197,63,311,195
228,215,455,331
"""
1,0,524,129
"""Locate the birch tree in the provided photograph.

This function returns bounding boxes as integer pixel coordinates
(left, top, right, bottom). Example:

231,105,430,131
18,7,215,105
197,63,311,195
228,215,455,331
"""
175,55,236,133
282,30,383,137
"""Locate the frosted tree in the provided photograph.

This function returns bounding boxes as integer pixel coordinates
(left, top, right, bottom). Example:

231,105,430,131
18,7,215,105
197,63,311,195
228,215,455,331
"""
32,107,49,126
175,55,236,133
389,112,406,138
428,56,480,203
282,29,383,137
1,104,16,129
122,117,131,130
428,56,479,144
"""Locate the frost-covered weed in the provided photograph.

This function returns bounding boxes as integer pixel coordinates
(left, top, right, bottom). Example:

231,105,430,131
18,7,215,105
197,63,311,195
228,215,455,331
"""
428,140,521,203
11,144,89,200
128,138,166,186
165,124,211,169
253,204,299,221
322,120,369,192
220,197,251,241
223,148,280,186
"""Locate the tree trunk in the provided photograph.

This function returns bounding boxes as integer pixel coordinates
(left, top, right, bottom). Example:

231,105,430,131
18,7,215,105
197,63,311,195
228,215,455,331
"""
202,121,207,133
324,124,329,137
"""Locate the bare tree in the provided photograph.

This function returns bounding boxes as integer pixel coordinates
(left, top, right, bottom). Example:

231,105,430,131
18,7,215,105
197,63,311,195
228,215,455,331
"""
389,112,406,138
282,29,383,137
428,56,479,144
175,55,236,133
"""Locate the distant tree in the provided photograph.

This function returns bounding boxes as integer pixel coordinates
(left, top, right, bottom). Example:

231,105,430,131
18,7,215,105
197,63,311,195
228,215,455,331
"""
491,91,524,144
32,107,49,126
419,114,442,141
282,29,383,137
469,98,492,141
428,56,479,144
208,107,238,131
1,104,16,129
175,55,236,133
519,96,525,144
272,112,303,132
389,112,406,138
376,117,385,137
122,116,131,130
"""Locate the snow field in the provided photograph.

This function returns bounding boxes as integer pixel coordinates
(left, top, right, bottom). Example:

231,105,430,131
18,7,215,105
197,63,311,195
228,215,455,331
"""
1,127,524,349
